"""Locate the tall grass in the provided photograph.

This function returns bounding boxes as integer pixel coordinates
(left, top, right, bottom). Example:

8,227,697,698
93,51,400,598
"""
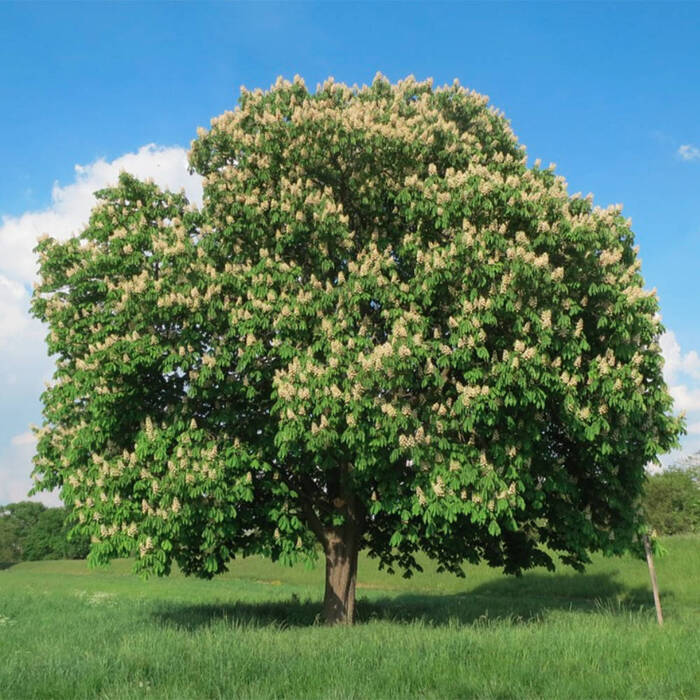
1,535,698,699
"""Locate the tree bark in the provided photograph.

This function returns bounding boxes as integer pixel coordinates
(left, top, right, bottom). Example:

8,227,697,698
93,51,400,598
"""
323,526,359,625
294,462,362,625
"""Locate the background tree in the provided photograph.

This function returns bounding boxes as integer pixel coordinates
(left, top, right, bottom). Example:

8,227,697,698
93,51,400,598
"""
31,75,683,624
0,502,89,562
0,501,45,562
22,506,91,560
642,464,700,535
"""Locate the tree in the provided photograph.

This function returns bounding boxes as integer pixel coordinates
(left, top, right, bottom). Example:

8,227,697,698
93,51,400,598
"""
0,502,90,562
643,464,700,535
31,75,683,624
22,506,91,560
0,501,46,561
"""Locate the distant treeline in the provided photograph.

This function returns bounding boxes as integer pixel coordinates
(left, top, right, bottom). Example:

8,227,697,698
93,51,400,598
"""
0,501,89,562
1,466,697,563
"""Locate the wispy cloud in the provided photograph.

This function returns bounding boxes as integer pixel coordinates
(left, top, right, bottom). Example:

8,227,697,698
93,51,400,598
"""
678,144,700,161
11,431,37,447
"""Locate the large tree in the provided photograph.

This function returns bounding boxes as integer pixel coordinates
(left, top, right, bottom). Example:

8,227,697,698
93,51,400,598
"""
31,75,683,623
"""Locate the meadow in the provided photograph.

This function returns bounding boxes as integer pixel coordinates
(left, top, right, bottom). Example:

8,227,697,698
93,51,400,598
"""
1,536,698,699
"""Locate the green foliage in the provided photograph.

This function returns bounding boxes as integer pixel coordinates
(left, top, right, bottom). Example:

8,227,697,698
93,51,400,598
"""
643,466,700,535
0,501,46,561
23,507,91,560
0,502,89,562
31,75,683,583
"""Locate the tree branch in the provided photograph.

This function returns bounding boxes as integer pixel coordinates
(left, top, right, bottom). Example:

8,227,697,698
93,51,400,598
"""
300,500,327,546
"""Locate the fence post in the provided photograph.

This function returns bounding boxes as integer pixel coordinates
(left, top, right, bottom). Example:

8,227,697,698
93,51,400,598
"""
643,533,663,626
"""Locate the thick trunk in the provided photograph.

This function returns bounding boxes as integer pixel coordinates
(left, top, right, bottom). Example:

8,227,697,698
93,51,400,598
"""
294,463,362,625
323,528,359,625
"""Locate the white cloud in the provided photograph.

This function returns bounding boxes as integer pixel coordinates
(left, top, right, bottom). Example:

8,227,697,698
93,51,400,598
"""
659,330,700,383
0,276,32,348
660,329,700,421
0,144,203,506
669,384,700,413
678,144,700,161
0,431,60,506
657,330,700,466
0,143,203,288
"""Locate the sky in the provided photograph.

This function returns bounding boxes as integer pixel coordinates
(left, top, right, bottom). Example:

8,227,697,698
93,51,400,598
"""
1,1,699,505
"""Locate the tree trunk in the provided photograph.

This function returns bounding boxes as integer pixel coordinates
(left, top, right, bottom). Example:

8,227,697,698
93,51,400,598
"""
323,527,359,625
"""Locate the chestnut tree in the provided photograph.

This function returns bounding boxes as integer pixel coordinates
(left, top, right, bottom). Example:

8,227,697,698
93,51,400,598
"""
31,75,683,624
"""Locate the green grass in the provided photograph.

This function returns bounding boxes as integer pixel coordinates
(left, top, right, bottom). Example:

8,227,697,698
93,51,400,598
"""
1,536,698,699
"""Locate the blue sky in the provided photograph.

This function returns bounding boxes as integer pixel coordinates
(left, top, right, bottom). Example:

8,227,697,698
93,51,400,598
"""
1,2,699,504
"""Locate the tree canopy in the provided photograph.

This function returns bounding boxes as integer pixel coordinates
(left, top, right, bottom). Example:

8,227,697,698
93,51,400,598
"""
31,75,683,623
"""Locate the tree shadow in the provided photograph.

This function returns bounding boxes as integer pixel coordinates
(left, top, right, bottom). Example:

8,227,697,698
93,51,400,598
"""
0,561,17,570
360,572,666,626
152,570,665,631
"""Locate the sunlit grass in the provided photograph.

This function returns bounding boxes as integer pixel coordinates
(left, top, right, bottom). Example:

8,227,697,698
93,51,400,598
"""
1,535,698,699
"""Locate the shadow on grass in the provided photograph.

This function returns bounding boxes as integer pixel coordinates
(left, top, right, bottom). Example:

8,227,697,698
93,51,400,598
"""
152,571,662,630
0,562,17,570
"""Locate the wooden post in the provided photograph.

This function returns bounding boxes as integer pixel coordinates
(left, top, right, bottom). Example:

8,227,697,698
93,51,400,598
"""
643,534,663,626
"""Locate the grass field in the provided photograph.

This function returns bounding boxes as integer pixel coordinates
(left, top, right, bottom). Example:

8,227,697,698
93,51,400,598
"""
1,535,698,699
